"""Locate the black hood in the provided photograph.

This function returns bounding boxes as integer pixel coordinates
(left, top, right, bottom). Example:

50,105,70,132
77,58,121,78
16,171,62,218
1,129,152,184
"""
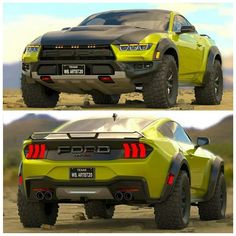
39,25,155,45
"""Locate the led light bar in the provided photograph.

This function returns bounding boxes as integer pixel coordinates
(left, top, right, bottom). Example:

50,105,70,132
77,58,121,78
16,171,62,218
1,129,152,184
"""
119,43,152,51
26,45,40,53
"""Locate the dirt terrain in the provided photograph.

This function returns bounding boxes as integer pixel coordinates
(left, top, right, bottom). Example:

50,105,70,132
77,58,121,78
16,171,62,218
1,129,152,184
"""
3,186,233,233
3,89,233,110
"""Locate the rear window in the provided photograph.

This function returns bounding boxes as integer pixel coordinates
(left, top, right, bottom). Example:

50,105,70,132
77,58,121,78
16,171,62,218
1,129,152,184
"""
58,117,155,132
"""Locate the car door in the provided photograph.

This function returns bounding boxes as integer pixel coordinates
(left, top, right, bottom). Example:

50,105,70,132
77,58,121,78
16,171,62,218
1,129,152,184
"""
171,15,204,81
172,123,212,199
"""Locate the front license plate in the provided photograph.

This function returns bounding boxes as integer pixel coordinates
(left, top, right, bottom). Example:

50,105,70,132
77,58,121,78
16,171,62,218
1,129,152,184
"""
62,64,85,75
70,168,95,179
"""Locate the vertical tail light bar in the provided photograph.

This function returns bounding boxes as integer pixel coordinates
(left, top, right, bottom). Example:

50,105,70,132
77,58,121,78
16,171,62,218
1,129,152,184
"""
139,143,146,158
131,143,138,158
25,144,46,159
32,144,40,159
122,143,151,159
123,143,131,159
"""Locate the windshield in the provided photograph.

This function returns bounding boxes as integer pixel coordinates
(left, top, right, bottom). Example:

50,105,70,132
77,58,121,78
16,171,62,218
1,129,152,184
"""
58,117,155,132
79,10,170,31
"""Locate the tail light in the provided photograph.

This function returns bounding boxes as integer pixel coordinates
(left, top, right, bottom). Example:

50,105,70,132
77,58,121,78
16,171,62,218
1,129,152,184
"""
167,173,175,185
123,143,151,159
25,144,46,159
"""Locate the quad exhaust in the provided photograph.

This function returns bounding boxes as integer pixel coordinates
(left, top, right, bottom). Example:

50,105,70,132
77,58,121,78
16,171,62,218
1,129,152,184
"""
114,191,133,201
124,192,133,201
36,191,45,200
114,191,124,201
35,191,53,200
44,191,53,200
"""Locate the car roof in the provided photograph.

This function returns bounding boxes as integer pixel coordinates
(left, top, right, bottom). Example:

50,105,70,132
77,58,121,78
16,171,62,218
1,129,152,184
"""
90,9,172,15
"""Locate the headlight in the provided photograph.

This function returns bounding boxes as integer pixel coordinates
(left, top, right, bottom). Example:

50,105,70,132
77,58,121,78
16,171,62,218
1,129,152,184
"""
25,45,40,53
119,43,152,51
22,45,41,63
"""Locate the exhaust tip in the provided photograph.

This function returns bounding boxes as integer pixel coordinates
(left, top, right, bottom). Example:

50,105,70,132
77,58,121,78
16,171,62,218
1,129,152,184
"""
114,191,123,201
36,191,44,200
44,191,53,200
124,192,133,201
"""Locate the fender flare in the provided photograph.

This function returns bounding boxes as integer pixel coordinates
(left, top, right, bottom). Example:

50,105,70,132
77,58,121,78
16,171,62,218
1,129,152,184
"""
18,162,27,197
159,152,190,202
155,38,179,67
202,156,224,201
202,46,222,85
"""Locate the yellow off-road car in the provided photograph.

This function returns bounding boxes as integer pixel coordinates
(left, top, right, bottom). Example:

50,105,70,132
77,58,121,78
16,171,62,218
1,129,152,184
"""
17,116,226,229
21,9,223,108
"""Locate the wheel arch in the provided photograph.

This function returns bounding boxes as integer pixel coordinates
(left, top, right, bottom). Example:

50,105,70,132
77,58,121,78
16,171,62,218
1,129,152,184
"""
180,161,191,184
215,53,222,65
201,156,224,202
155,38,179,68
202,46,222,85
159,152,190,202
207,46,222,66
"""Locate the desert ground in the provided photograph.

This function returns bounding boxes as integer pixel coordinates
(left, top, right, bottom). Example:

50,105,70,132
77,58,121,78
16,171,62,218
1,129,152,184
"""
3,89,233,110
3,186,233,233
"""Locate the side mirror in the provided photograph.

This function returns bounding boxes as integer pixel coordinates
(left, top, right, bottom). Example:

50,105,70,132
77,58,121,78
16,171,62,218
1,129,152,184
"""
61,27,71,31
177,25,195,34
195,137,210,148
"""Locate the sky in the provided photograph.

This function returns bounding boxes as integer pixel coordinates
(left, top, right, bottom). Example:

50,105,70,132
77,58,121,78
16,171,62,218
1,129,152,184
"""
3,110,233,130
3,2,233,63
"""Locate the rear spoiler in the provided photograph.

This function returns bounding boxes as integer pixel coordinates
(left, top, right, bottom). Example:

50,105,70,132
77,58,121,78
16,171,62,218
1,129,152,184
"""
30,131,144,140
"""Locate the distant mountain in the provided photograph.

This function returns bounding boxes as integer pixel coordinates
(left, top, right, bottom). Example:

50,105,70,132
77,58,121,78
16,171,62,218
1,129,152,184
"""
3,113,65,141
16,113,57,123
3,55,233,89
186,115,233,144
186,115,233,161
3,114,67,160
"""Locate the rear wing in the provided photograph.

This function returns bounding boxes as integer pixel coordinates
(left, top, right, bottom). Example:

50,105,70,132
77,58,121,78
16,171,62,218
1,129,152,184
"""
30,131,144,140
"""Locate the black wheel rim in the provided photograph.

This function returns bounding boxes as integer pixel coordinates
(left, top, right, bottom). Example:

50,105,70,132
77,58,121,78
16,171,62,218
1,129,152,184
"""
214,76,220,94
166,72,174,97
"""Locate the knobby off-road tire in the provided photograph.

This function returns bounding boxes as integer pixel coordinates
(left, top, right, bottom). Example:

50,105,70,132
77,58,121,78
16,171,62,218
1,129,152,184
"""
84,201,115,219
194,60,223,105
21,75,59,108
17,189,59,227
154,171,191,229
91,91,120,105
143,55,178,108
198,172,226,220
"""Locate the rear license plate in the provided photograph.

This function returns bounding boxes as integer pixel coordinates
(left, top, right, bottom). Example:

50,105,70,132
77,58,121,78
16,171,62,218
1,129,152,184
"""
70,168,95,179
62,64,85,75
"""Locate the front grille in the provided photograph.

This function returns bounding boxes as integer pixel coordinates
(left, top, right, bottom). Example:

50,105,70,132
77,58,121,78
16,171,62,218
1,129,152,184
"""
40,45,115,61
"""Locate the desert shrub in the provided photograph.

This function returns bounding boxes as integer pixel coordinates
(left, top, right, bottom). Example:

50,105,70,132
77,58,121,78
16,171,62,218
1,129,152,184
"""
4,149,21,168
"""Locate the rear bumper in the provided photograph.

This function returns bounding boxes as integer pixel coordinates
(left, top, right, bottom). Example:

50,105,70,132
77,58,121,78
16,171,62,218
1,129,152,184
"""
22,60,161,94
23,176,157,204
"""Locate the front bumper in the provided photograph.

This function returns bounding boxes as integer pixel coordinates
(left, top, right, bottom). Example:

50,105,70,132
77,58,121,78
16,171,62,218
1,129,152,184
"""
22,60,161,94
